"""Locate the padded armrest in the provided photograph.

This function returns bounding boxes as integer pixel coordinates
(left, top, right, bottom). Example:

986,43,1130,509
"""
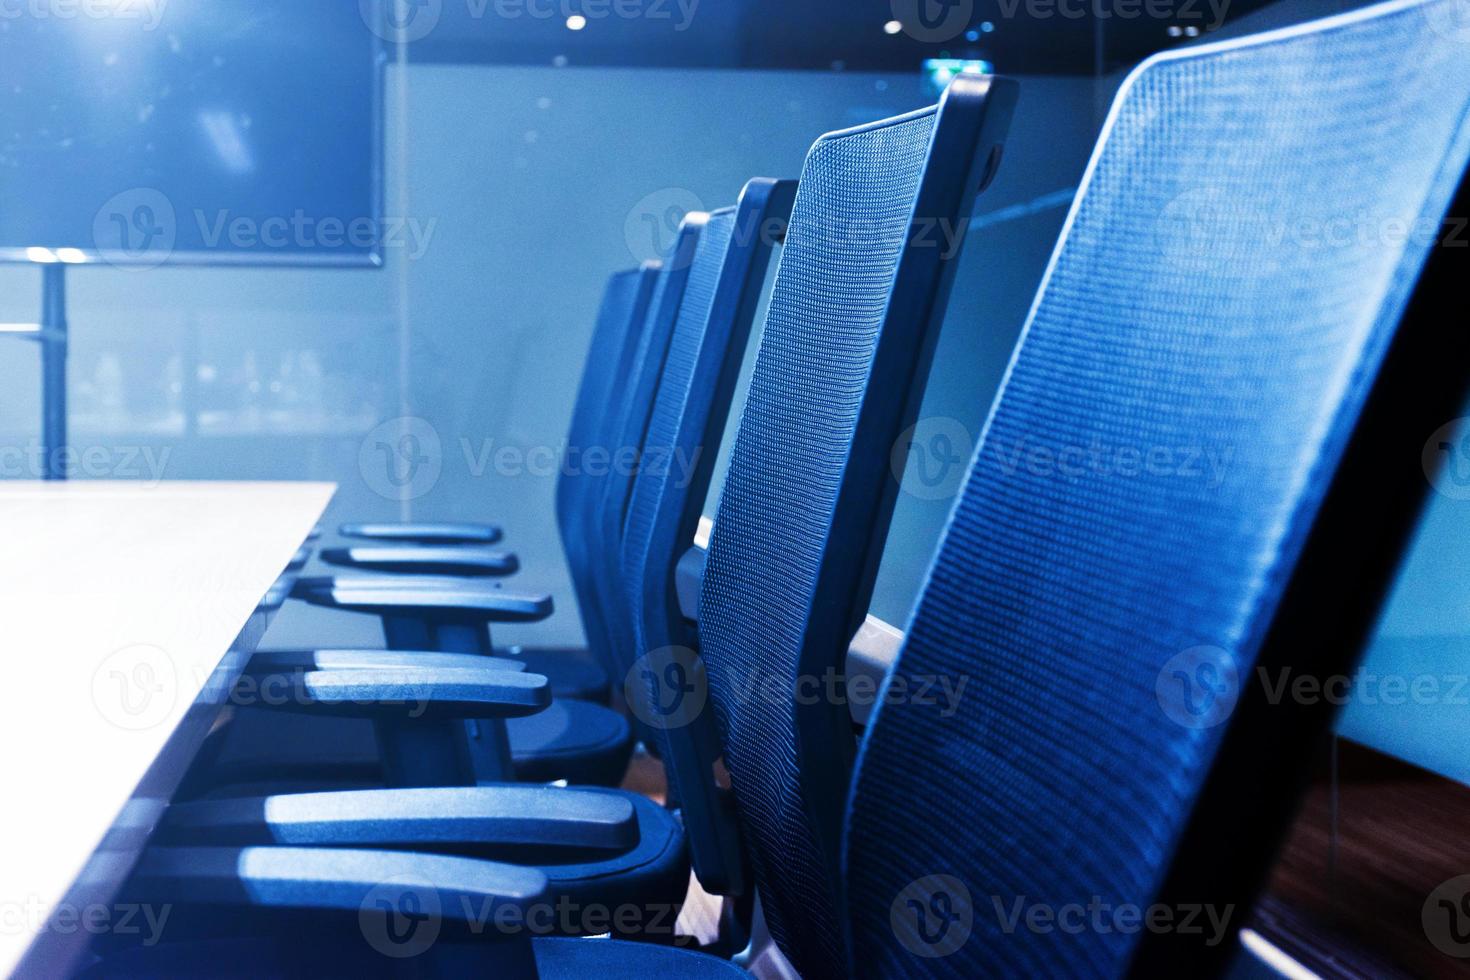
232,667,551,719
159,786,638,852
248,649,529,673
340,522,503,546
321,545,519,577
292,576,553,623
129,846,547,919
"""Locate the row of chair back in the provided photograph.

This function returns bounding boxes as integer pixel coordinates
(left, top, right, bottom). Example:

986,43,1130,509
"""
692,2,1470,976
99,2,1470,975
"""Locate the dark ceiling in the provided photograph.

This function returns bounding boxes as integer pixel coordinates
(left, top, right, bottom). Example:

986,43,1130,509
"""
404,0,1283,75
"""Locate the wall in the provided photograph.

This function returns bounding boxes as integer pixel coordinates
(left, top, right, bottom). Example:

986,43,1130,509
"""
0,64,1099,651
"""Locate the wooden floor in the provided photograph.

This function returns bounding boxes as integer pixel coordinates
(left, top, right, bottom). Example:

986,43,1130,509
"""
1266,739,1470,978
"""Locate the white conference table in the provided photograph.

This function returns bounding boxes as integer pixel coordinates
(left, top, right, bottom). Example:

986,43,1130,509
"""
0,481,335,978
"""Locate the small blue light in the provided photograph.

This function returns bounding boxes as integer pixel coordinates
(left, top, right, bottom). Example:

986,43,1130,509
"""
965,29,980,42
922,58,995,97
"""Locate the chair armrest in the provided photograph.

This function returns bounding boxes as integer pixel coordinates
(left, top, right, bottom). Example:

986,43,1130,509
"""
340,522,503,546
128,846,547,919
292,576,553,624
233,667,551,719
248,649,528,673
159,786,638,851
321,546,519,577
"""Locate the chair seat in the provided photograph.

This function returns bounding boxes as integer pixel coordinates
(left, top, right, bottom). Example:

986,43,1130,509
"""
508,699,633,786
82,936,746,978
498,645,611,703
194,699,633,795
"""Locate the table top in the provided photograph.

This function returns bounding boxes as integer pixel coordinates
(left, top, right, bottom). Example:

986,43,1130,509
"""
0,481,334,977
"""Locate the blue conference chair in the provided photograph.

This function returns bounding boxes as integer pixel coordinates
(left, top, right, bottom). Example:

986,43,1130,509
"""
91,73,1018,974
91,3,1470,973
185,264,669,794
699,1,1470,976
197,183,794,798
312,260,667,705
281,230,711,789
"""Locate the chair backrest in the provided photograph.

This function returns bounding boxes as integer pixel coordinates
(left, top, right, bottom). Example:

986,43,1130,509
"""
555,264,660,672
578,216,707,673
696,76,1017,976
844,2,1470,977
620,179,796,896
555,221,705,681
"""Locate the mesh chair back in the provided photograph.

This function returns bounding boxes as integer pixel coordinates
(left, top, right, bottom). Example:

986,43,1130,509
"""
845,3,1470,976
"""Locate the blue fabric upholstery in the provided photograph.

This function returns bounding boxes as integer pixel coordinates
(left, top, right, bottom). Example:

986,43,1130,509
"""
844,2,1470,977
557,263,667,681
697,107,940,974
588,215,714,678
618,180,797,896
